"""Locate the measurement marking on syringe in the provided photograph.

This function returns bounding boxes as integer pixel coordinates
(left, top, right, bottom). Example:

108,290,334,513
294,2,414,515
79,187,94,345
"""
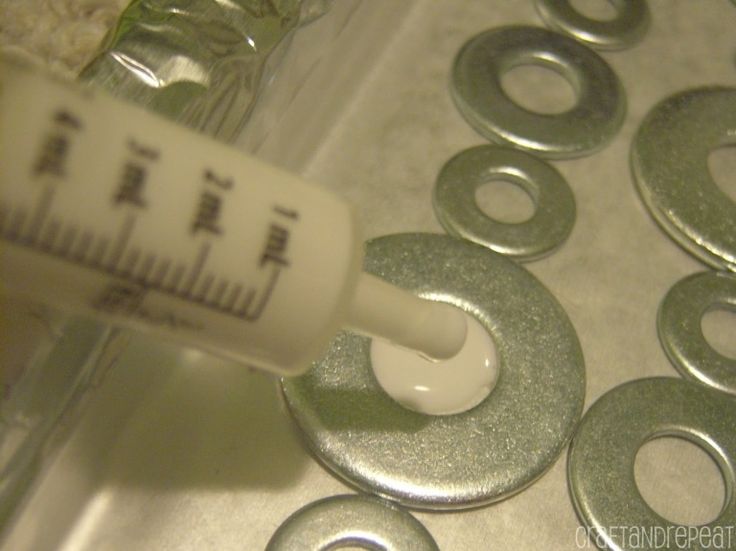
89,236,109,267
211,279,227,306
224,283,244,311
195,273,215,302
0,203,9,235
150,258,171,288
107,213,136,271
137,252,156,283
181,242,211,295
40,218,61,252
167,263,186,294
238,289,256,316
234,267,280,320
24,186,55,244
121,247,141,276
73,230,94,262
2,195,284,321
57,224,78,257
7,208,27,240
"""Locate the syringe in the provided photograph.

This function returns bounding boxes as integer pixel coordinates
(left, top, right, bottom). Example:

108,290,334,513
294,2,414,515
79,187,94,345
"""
0,56,467,376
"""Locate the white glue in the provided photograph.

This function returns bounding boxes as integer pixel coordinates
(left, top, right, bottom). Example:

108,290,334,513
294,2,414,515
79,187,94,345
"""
0,56,475,379
371,312,498,415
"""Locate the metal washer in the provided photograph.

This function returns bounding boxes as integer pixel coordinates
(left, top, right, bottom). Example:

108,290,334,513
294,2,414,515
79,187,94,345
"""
266,494,438,551
281,233,585,510
535,0,650,50
450,26,625,159
632,87,736,272
658,271,736,396
433,145,576,261
568,378,736,551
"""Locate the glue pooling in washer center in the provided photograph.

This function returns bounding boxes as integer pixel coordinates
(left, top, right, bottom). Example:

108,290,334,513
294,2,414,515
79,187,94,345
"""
0,56,498,413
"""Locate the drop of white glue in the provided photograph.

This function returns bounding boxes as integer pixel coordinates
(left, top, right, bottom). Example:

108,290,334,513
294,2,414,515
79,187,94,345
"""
370,311,498,415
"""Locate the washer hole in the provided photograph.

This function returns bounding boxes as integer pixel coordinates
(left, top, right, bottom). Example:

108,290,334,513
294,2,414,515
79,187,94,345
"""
370,306,498,416
634,436,726,526
701,305,736,360
569,0,619,21
500,64,577,115
475,179,536,223
708,145,736,203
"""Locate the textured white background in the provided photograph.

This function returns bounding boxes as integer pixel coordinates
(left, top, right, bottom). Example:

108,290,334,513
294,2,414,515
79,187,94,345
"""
0,0,128,76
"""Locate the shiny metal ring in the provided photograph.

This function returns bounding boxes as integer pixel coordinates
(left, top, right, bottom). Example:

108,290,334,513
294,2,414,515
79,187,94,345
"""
658,271,736,396
266,494,438,551
535,0,650,50
433,145,575,261
450,26,625,159
282,233,585,510
568,378,736,551
632,87,736,272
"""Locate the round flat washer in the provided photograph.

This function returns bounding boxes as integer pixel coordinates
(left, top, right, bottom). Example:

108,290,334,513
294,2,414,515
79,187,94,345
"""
281,233,585,510
535,0,650,50
266,494,438,551
450,26,625,159
568,377,736,551
632,87,736,272
658,271,736,396
433,145,576,261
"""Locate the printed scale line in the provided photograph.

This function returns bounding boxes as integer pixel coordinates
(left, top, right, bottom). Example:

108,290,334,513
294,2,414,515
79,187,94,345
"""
0,200,258,320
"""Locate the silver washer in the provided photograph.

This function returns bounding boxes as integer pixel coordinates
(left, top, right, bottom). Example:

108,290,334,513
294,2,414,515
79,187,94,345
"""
535,0,650,50
658,271,736,396
450,26,625,159
281,233,585,510
568,378,736,551
632,87,736,272
266,494,438,551
433,145,576,261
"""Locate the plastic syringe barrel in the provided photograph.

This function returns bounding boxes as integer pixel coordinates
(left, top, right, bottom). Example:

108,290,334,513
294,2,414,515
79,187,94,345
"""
0,56,466,376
